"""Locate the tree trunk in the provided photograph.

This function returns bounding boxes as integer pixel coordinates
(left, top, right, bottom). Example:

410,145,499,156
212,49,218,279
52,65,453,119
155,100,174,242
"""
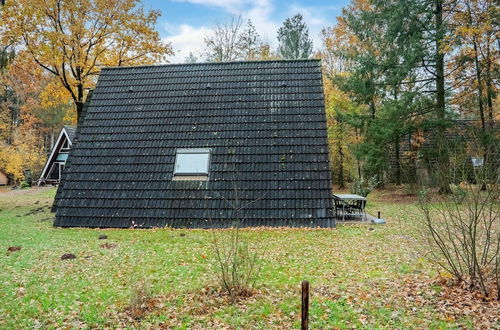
409,133,417,184
76,101,84,123
51,130,55,150
393,89,401,185
370,98,376,120
467,1,486,132
337,139,345,189
75,69,85,123
355,127,362,179
336,115,345,189
395,134,402,185
485,37,494,128
435,0,451,194
466,1,488,190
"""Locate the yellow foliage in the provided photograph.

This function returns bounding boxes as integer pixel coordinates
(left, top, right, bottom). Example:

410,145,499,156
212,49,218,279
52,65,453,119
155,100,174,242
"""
3,146,23,182
0,131,46,183
322,72,361,184
445,0,498,121
39,80,72,110
0,103,11,142
1,0,173,118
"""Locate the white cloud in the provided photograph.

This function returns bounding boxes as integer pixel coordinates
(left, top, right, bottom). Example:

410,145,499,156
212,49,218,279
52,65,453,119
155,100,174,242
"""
165,0,277,63
186,0,278,40
171,0,246,13
243,0,277,43
163,0,340,63
164,24,211,63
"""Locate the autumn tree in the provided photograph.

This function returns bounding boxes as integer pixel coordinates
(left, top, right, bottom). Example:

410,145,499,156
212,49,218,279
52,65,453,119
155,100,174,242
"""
323,76,361,188
0,0,14,141
1,0,172,121
256,42,280,60
277,14,313,59
0,130,47,183
447,0,499,183
0,48,78,184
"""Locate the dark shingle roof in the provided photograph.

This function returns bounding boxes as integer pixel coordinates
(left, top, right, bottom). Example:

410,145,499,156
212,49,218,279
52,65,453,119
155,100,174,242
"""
63,125,77,143
52,95,92,211
53,60,335,228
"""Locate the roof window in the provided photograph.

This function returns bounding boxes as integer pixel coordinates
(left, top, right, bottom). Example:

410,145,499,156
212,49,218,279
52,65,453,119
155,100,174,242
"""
174,148,211,176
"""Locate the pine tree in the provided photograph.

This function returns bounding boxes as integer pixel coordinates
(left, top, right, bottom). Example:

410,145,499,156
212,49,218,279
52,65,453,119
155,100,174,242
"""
240,20,261,60
277,14,313,59
184,52,198,64
325,0,434,184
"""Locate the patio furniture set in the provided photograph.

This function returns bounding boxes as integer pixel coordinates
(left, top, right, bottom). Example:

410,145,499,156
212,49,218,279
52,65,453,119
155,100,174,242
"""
332,194,368,221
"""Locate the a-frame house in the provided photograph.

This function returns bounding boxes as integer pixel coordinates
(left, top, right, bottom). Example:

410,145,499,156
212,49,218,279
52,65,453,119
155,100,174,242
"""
39,126,76,185
53,60,335,228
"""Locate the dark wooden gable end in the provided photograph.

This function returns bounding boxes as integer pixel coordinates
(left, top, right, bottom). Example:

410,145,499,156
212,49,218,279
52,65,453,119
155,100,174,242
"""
53,60,335,228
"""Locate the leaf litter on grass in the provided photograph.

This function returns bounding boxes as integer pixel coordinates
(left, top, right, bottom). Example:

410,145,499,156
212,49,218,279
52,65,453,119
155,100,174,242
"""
1,187,498,328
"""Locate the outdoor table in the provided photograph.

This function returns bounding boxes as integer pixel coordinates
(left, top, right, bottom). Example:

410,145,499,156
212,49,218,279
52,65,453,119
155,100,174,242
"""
332,194,367,221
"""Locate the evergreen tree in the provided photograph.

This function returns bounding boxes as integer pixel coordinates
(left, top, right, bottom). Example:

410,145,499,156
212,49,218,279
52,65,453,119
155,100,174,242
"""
327,0,434,184
240,20,261,60
184,52,198,64
277,14,313,59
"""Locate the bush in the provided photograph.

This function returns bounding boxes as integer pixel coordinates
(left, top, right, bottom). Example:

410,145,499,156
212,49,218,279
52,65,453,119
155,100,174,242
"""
210,227,260,301
414,135,499,299
127,279,152,319
207,169,263,302
349,175,379,197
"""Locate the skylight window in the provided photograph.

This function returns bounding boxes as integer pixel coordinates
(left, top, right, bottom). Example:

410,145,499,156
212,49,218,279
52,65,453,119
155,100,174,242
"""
174,148,211,176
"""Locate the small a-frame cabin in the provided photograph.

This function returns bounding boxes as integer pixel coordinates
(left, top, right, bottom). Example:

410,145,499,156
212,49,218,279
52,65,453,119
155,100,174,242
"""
39,126,76,185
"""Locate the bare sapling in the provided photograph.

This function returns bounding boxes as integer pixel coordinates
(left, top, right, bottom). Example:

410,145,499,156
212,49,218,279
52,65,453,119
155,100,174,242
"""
415,127,499,299
206,168,266,302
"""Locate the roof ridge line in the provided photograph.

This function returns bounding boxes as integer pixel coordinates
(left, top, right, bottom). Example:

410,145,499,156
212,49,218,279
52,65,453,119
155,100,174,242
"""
102,59,321,70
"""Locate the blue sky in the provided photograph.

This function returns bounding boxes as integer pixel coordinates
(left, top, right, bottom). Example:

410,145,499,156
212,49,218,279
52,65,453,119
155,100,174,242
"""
141,0,350,63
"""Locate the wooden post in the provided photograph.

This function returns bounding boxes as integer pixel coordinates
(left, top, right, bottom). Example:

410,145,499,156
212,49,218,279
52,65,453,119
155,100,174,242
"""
378,211,381,219
301,280,309,330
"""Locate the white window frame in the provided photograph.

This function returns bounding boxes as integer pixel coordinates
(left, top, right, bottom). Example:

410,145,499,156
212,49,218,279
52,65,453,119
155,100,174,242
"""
49,162,65,181
173,148,211,176
60,139,70,151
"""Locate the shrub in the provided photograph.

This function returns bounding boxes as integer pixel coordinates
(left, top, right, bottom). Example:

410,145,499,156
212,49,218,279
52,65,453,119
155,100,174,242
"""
210,226,260,301
414,134,499,299
349,175,379,197
127,279,152,319
207,168,263,302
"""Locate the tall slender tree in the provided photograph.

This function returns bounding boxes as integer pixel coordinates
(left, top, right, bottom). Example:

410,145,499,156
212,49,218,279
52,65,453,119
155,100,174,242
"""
277,14,313,59
184,52,199,64
204,17,263,62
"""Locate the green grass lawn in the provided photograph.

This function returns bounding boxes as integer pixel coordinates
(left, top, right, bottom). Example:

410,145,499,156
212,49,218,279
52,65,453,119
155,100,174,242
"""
0,187,478,328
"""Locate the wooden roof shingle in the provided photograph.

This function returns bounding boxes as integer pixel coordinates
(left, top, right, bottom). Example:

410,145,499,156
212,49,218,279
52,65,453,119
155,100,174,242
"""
53,60,335,228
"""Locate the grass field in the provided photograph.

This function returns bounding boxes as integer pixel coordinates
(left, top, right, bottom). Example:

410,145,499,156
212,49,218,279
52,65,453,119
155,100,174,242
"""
0,186,489,328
